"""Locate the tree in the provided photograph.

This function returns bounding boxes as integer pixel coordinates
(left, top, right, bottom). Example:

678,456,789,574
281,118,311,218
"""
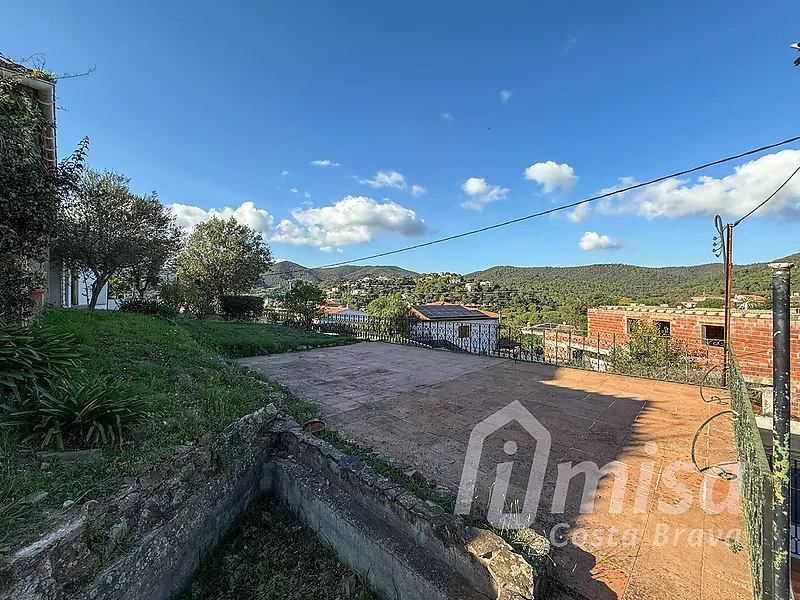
695,298,724,309
53,169,179,309
0,69,87,321
117,228,183,299
175,217,272,310
367,294,411,334
282,280,325,327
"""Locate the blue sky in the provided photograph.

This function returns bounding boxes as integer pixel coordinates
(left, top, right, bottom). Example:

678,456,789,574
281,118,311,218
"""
3,1,799,273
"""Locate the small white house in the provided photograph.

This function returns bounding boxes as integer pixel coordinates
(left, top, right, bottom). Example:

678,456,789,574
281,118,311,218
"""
409,303,499,354
318,308,367,324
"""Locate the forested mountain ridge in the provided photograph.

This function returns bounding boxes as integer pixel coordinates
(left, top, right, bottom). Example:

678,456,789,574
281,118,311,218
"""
261,261,419,289
467,252,800,299
264,252,798,299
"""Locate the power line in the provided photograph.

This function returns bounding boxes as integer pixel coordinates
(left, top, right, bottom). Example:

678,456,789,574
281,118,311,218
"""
273,134,800,275
733,163,800,227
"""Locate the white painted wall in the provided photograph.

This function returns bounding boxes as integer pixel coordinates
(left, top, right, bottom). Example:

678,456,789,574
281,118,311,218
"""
65,272,118,310
411,319,499,354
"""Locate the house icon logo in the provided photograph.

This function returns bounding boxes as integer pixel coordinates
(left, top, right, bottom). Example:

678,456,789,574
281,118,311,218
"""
455,400,552,529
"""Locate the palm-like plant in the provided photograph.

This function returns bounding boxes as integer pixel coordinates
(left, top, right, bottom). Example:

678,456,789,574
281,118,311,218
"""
1,375,148,450
0,324,79,403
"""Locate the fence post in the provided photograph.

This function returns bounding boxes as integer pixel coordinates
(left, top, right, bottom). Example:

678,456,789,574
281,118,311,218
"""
770,262,793,600
568,331,572,365
597,333,601,369
554,330,559,366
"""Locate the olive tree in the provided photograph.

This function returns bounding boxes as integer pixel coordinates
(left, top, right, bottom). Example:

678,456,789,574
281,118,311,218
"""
54,169,180,309
175,217,272,312
282,280,325,327
366,293,411,335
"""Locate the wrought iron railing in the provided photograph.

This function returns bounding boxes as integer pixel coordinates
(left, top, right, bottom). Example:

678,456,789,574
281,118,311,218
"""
271,313,727,388
729,350,772,600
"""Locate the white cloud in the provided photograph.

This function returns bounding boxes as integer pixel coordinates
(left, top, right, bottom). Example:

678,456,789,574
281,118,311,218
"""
579,231,622,251
357,170,427,196
359,170,407,189
461,177,509,211
272,195,427,248
524,161,578,194
599,149,800,220
304,191,311,198
311,159,340,167
281,170,289,176
170,195,426,252
290,188,298,194
170,201,275,238
441,112,454,122
500,90,513,103
564,38,579,52
566,202,591,223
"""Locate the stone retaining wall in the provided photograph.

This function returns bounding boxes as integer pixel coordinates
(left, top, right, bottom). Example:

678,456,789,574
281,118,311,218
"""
1,405,549,600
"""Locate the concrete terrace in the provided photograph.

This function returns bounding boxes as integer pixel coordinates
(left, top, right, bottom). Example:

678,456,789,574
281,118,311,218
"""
240,342,752,600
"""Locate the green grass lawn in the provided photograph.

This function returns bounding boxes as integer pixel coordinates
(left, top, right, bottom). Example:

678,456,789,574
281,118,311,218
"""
1,310,347,552
178,319,356,358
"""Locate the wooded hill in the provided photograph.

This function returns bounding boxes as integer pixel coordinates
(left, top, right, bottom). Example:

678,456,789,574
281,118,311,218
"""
261,261,419,288
264,253,799,300
467,252,800,301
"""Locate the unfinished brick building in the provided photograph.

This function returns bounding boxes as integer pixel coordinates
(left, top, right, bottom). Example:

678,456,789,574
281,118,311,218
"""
587,305,800,416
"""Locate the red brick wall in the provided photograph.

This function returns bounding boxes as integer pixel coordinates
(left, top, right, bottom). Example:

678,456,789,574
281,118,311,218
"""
588,306,800,416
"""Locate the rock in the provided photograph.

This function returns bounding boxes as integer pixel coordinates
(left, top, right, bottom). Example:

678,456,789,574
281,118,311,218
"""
420,500,444,518
296,345,308,351
340,455,365,472
82,499,102,517
341,572,358,598
197,431,215,447
404,469,430,487
36,449,102,466
62,500,75,509
19,492,48,505
106,519,130,556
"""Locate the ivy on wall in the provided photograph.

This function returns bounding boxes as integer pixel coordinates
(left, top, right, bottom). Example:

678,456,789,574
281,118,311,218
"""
0,60,86,321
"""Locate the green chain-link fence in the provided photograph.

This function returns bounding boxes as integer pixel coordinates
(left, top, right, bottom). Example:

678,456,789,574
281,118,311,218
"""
729,350,772,600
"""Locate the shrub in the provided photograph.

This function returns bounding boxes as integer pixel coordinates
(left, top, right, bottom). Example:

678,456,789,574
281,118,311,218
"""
158,280,186,310
0,323,79,404
118,298,177,318
159,280,215,318
0,374,148,450
219,295,264,321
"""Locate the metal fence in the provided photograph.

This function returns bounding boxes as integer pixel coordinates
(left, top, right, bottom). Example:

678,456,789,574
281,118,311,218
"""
276,313,727,388
793,459,800,559
728,350,773,600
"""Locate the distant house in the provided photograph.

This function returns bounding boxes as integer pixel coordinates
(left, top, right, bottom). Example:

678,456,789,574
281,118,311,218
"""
319,307,367,324
409,302,500,354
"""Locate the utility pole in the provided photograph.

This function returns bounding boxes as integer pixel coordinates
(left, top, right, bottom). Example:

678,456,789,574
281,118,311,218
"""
723,223,733,386
770,262,793,600
713,216,734,386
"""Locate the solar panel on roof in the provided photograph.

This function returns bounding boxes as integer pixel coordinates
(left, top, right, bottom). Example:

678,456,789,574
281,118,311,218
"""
412,305,488,320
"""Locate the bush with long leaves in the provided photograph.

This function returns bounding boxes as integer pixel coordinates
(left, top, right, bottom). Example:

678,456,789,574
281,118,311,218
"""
0,324,79,404
0,374,148,450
